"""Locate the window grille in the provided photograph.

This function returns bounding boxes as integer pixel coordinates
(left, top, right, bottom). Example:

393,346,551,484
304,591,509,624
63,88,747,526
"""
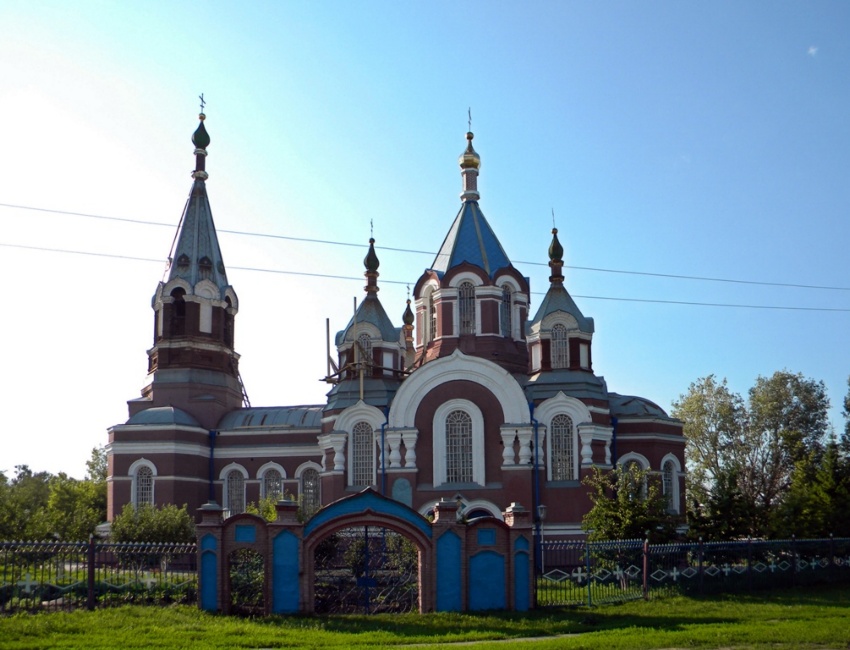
351,421,374,486
301,468,321,515
500,284,512,337
551,323,568,368
357,334,372,366
550,414,575,481
458,282,476,335
428,293,437,342
226,470,245,515
446,410,473,483
263,469,282,500
621,460,643,500
135,466,153,507
662,460,676,513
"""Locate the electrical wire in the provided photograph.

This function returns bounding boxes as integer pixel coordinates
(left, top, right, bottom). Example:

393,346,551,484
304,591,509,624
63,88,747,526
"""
2,201,848,292
1,241,848,313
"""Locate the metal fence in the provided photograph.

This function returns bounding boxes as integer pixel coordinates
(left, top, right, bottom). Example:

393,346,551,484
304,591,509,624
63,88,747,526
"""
538,536,850,606
0,539,197,614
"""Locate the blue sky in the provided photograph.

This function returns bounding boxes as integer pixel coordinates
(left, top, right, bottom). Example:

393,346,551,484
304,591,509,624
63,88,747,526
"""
1,1,848,478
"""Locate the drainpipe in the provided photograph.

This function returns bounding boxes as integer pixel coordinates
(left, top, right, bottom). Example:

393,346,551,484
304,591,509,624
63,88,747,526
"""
208,430,217,502
529,402,542,573
380,406,389,496
610,416,619,467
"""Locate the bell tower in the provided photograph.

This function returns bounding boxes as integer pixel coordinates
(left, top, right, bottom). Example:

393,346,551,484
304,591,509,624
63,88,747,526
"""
128,111,245,429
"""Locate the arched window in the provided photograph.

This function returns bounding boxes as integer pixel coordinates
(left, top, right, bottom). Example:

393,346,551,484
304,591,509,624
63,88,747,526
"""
198,256,213,281
301,468,321,516
351,421,374,487
428,293,437,342
226,470,245,516
551,323,568,369
621,460,644,500
262,469,282,501
500,284,513,338
458,282,476,335
550,414,575,481
134,466,154,507
170,288,186,336
662,460,677,514
446,410,473,483
357,333,372,368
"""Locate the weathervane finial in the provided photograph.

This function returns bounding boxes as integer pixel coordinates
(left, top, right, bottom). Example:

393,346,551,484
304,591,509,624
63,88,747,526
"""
199,93,206,113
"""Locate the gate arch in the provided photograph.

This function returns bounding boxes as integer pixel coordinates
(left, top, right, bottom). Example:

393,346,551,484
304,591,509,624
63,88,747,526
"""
302,489,433,613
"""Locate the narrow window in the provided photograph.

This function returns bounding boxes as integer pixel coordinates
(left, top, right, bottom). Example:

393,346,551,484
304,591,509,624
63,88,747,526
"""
262,469,282,501
224,297,234,347
135,466,154,507
500,284,513,337
458,281,476,335
170,288,186,336
198,256,213,281
226,470,245,516
357,334,372,368
428,293,437,342
351,421,374,487
301,468,321,516
550,414,575,481
662,460,677,513
446,410,473,483
621,460,644,500
551,323,568,369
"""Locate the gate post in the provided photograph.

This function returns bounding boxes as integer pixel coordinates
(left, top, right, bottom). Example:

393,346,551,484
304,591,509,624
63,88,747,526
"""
195,502,224,612
504,502,533,612
267,499,304,614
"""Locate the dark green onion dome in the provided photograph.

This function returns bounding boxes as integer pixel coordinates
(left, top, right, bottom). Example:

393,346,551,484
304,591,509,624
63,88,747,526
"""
548,227,563,262
192,113,210,149
364,237,380,272
402,298,414,326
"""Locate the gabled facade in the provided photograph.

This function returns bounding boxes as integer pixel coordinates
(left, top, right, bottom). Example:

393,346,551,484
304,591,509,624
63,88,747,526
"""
107,116,685,538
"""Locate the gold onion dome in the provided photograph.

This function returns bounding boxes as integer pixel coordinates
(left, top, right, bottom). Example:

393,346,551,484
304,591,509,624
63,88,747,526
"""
458,132,480,169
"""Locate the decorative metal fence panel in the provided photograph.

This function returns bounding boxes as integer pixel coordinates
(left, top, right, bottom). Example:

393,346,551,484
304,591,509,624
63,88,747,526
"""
313,526,419,615
0,540,197,614
539,537,850,606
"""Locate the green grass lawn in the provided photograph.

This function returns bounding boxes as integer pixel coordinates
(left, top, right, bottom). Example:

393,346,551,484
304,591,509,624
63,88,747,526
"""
1,584,848,649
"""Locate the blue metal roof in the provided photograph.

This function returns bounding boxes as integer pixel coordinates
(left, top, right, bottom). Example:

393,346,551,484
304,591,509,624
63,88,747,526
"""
217,406,323,429
528,285,595,334
336,294,401,345
430,201,512,278
126,406,202,427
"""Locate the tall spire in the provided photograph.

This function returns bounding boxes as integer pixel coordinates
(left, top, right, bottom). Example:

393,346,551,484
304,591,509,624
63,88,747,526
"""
163,111,229,291
548,228,565,285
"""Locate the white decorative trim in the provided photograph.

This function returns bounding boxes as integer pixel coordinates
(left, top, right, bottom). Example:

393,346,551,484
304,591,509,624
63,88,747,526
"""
128,458,157,508
256,462,286,480
618,452,650,470
660,453,682,514
433,399,485,487
127,458,158,477
462,499,503,520
294,461,323,479
447,271,484,288
219,463,248,480
334,401,386,432
389,350,529,428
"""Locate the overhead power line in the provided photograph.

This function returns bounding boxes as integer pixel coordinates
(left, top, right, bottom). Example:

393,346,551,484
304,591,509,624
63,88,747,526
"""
1,201,848,292
2,241,848,313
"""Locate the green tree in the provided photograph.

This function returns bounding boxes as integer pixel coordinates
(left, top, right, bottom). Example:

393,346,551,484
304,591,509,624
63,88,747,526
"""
111,504,195,543
841,376,850,456
582,464,677,542
45,473,105,540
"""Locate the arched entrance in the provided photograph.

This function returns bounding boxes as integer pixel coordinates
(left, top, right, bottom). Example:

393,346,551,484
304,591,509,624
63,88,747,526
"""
302,489,434,614
313,525,419,614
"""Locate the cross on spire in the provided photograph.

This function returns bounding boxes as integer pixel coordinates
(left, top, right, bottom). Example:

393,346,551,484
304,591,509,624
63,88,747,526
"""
551,208,556,229
468,107,472,132
199,93,206,112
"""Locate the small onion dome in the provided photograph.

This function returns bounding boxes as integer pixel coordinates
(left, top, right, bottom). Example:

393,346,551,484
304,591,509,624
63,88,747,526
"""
548,227,563,262
192,114,210,149
402,298,414,326
364,237,380,272
458,132,480,169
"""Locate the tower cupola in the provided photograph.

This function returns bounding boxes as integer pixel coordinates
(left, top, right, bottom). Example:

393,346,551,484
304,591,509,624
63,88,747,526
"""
459,132,481,202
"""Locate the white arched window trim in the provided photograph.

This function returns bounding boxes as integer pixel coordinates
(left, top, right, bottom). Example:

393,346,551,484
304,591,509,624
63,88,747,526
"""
534,393,591,481
257,462,286,500
219,463,248,516
128,458,157,508
660,453,682,514
433,399,485,487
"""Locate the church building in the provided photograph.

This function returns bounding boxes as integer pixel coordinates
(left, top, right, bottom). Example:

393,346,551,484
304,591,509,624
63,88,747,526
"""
107,113,685,539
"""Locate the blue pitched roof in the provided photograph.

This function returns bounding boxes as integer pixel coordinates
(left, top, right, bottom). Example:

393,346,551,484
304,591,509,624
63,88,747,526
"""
430,201,512,278
335,294,400,345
